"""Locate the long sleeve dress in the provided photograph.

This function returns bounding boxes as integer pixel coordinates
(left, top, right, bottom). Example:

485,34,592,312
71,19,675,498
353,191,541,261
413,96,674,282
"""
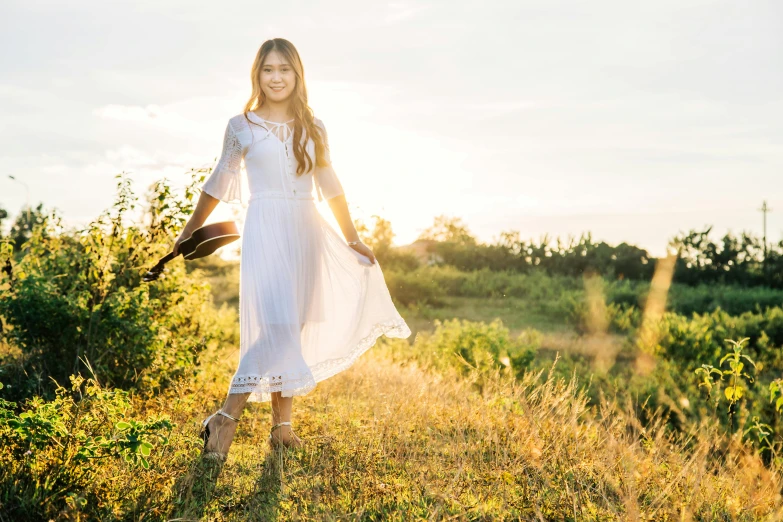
201,111,412,403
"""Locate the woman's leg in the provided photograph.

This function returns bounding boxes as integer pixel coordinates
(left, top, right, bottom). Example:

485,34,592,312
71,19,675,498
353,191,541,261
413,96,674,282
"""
205,391,250,455
270,391,303,446
268,323,307,446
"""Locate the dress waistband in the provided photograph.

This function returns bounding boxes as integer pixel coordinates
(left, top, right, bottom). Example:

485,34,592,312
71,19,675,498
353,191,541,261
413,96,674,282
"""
249,190,315,201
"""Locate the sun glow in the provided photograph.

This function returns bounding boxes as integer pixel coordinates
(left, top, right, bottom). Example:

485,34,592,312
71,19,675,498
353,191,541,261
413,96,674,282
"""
309,81,472,247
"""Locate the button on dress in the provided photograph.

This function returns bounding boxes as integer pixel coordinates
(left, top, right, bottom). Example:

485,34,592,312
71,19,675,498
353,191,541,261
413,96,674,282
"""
201,112,411,403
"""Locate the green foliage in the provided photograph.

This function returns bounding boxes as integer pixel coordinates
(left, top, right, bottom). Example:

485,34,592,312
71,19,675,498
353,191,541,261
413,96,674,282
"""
411,214,783,291
0,205,8,237
384,269,446,307
694,338,756,412
6,202,48,254
694,364,724,396
0,170,226,402
653,307,783,370
355,214,421,272
386,266,783,331
566,295,640,335
417,214,477,245
378,248,421,272
408,318,539,394
385,266,583,320
665,282,783,316
693,337,783,469
719,338,756,404
423,225,656,280
769,378,783,414
0,376,175,519
670,226,783,288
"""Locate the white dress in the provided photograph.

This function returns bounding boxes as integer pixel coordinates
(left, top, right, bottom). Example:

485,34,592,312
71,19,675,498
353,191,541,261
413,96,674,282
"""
201,111,411,403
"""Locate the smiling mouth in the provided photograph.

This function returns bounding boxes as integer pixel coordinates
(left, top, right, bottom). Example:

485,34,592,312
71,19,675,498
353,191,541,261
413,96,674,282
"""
271,86,285,91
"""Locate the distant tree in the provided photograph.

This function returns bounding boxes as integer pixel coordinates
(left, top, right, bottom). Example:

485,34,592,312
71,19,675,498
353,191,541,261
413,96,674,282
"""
355,214,394,255
495,230,522,256
9,203,47,252
355,213,420,271
0,206,8,238
611,242,653,280
669,226,765,286
417,215,477,245
365,215,394,258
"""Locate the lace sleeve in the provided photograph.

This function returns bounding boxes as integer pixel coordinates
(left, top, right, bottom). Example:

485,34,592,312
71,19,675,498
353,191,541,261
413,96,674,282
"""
202,120,243,204
313,118,345,202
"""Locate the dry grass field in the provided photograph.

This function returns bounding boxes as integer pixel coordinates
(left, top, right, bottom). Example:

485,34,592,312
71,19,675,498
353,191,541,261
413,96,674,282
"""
142,331,783,521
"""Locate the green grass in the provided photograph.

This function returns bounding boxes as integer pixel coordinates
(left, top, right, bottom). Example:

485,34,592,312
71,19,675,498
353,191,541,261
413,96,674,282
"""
409,296,575,335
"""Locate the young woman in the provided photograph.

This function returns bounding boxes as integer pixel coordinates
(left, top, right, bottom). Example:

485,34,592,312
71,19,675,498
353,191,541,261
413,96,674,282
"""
175,38,411,459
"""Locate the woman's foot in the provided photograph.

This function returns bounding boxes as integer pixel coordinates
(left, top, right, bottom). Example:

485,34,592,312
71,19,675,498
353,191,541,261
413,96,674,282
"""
203,412,240,457
268,423,305,449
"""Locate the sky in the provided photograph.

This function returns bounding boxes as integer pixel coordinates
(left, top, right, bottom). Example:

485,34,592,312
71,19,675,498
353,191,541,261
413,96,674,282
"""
1,0,781,259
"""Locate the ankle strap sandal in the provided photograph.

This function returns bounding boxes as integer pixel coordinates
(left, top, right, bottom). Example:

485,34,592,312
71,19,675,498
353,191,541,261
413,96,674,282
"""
268,421,304,450
200,409,241,461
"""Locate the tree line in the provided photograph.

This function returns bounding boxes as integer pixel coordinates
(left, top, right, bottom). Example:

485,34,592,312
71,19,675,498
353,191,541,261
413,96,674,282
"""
411,215,783,288
4,202,782,288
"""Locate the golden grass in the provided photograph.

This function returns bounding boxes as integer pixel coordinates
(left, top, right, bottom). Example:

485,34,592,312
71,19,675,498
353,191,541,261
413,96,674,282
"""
127,335,783,521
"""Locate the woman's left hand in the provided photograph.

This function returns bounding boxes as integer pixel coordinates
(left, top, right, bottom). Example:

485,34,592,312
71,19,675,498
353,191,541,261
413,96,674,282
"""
350,241,377,265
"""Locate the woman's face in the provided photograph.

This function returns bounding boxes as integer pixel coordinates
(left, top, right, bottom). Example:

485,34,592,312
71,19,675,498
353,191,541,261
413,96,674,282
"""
260,51,296,102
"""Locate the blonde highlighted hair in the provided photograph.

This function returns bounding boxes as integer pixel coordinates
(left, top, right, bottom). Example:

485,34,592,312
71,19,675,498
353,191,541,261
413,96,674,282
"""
243,38,328,177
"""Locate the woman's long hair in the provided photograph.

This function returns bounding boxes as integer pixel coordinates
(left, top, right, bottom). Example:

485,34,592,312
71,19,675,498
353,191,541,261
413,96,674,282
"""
243,38,328,177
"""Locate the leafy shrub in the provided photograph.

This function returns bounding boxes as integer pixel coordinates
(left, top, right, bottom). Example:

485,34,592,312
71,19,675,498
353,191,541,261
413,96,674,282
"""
378,248,421,272
652,307,783,370
664,282,783,316
385,269,446,307
408,318,540,393
0,377,176,520
0,172,230,402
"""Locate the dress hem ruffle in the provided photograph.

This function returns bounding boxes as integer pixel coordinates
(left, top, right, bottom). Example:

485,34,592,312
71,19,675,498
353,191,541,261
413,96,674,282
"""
227,317,412,403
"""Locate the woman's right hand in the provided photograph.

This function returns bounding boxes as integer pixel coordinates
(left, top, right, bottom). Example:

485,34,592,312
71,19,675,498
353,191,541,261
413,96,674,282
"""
172,229,191,257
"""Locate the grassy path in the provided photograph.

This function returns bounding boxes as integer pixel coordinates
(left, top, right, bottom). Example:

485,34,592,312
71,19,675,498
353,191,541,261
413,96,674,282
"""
174,339,537,520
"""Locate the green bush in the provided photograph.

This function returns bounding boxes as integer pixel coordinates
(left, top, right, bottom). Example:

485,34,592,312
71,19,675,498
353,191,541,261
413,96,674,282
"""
598,308,783,447
408,318,540,394
385,269,447,307
0,172,229,402
378,248,421,272
658,282,783,316
0,377,177,520
652,307,783,371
